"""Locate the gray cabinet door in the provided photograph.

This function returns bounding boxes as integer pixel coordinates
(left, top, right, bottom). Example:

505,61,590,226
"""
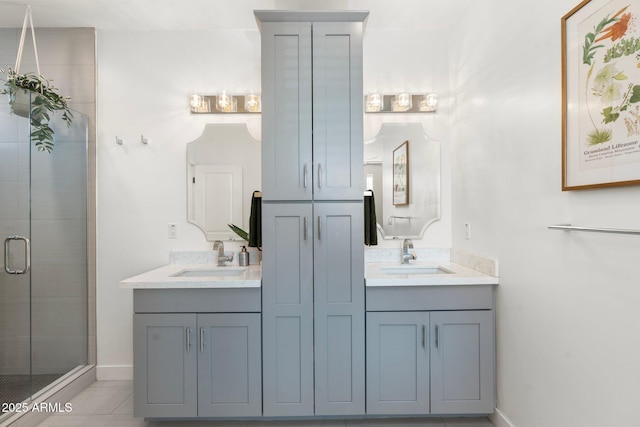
133,313,197,418
197,313,262,417
430,310,495,414
312,22,364,201
366,311,430,415
260,21,313,201
262,202,315,416
313,202,365,415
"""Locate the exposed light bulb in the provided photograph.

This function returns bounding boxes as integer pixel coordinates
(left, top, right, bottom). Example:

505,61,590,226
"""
217,92,232,112
365,93,382,112
419,93,438,112
392,93,412,112
244,94,261,112
189,94,202,109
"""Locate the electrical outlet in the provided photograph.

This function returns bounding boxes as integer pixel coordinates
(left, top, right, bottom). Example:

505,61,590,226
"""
464,222,471,240
168,223,178,239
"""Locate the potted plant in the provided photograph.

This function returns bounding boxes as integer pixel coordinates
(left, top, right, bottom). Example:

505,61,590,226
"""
1,67,73,153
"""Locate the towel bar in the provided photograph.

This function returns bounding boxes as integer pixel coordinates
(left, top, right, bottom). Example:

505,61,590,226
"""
548,224,640,235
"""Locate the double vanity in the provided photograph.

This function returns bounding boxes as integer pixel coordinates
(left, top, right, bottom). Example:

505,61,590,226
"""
121,9,498,422
121,247,498,420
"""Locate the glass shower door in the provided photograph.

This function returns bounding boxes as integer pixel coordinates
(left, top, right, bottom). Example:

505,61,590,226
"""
0,93,34,408
0,93,88,414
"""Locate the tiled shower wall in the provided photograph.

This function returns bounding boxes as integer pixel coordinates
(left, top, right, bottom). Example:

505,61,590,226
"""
0,28,96,374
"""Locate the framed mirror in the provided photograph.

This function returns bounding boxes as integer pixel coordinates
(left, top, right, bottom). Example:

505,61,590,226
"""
186,123,260,241
364,122,440,239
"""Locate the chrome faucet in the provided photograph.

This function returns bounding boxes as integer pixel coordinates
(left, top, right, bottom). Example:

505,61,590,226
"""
213,240,234,266
401,239,417,264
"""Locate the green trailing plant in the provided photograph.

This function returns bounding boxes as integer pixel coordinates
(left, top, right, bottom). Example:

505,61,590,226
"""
1,67,73,153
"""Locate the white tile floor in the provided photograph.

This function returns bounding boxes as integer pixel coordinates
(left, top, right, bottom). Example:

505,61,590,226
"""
37,381,495,427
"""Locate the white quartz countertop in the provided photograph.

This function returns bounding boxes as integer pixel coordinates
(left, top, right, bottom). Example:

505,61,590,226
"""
120,264,262,289
120,250,497,289
365,261,499,287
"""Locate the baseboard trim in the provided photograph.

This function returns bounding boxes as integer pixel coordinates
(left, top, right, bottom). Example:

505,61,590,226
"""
0,365,95,427
490,408,516,427
96,365,133,380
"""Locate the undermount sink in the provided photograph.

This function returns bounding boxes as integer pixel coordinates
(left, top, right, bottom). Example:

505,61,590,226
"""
380,265,453,275
172,267,248,278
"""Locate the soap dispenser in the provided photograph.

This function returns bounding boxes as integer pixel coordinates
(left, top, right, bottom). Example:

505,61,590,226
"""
239,246,249,266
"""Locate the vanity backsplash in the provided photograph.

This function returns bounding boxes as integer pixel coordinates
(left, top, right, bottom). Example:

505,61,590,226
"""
170,246,261,266
168,247,497,278
365,247,498,277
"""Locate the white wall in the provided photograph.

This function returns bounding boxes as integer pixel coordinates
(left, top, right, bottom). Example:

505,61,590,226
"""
449,1,640,426
96,25,452,378
96,29,262,378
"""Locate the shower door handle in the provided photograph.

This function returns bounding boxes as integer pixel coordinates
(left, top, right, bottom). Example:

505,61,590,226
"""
4,236,31,274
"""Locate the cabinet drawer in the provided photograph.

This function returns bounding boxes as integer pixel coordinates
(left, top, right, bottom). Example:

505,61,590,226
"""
134,288,261,313
366,285,494,311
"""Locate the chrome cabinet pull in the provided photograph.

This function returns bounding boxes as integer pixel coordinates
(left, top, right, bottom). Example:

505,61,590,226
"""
4,236,30,275
317,163,322,188
303,164,308,189
317,216,321,240
186,328,192,353
422,325,426,349
200,327,205,353
303,217,308,241
435,325,439,349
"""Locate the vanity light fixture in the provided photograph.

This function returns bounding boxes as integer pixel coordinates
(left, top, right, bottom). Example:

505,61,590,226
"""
189,93,261,114
363,92,438,113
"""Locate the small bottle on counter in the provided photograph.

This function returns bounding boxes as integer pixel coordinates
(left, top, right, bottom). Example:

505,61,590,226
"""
239,246,249,266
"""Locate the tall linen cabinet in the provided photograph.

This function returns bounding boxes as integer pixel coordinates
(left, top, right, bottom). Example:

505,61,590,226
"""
255,11,368,417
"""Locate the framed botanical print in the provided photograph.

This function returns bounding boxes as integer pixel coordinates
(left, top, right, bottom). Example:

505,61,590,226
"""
562,0,640,190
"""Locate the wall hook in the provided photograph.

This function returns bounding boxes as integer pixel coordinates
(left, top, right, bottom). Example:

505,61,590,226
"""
141,135,149,145
115,136,123,145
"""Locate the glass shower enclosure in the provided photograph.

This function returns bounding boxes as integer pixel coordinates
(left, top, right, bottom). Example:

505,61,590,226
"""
0,92,88,416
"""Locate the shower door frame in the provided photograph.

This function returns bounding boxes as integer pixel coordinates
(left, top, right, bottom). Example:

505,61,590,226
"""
0,25,97,427
0,99,96,425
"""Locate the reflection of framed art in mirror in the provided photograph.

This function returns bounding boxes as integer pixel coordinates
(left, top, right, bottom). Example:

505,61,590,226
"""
393,140,409,205
363,123,441,239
